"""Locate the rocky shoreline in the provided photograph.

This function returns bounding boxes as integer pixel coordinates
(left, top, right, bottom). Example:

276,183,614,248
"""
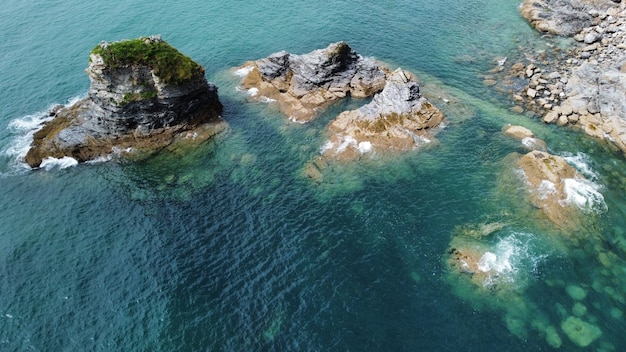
490,1,626,154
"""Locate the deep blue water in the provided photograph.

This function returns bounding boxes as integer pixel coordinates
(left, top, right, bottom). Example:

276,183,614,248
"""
1,1,626,351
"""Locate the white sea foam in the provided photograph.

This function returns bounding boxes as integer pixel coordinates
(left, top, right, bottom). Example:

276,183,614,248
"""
562,152,598,181
259,96,276,103
40,156,78,170
234,65,254,77
247,87,259,97
478,232,545,288
478,251,513,274
320,140,334,154
336,136,357,153
537,180,557,200
4,113,54,160
2,96,85,172
561,177,606,212
85,155,113,164
357,141,372,154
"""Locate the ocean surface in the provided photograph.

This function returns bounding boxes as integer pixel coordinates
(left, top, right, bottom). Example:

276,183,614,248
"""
1,0,626,350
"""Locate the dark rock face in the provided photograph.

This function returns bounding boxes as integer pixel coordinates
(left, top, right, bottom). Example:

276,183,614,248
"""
25,36,224,168
238,41,387,122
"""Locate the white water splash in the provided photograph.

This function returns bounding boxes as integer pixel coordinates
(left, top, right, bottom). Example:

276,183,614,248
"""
478,232,545,288
233,65,255,77
40,156,78,170
562,152,599,181
2,96,85,172
561,177,606,212
537,180,557,200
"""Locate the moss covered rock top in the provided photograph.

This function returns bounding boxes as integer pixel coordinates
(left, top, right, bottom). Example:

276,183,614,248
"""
91,36,203,85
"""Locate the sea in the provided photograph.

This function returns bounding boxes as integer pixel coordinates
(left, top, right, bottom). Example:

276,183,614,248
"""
1,0,626,351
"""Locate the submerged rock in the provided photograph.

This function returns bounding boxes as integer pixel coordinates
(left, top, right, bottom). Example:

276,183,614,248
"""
237,41,387,122
25,36,225,167
561,316,602,347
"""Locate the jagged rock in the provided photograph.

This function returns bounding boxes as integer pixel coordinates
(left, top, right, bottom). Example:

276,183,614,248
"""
321,69,444,161
25,36,224,167
238,42,445,167
237,41,387,122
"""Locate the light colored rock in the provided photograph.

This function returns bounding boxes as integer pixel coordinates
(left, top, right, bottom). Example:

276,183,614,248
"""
527,88,537,98
519,0,610,36
322,68,444,161
557,115,569,126
503,125,534,140
543,111,559,124
584,31,602,44
560,102,574,116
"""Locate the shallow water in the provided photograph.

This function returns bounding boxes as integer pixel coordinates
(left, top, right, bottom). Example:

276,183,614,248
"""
1,0,626,350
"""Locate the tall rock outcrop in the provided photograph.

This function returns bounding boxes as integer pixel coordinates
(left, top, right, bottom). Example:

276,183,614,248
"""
25,36,224,167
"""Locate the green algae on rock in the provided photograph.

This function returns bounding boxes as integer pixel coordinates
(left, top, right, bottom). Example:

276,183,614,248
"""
25,36,224,168
90,36,203,85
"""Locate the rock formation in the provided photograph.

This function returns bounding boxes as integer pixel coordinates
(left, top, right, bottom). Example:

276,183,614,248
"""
516,150,605,228
25,36,225,167
237,42,445,180
503,124,548,151
501,2,626,155
519,0,618,36
321,69,444,161
237,41,387,123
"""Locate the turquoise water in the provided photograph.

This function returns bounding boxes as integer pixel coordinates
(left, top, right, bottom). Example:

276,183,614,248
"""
2,0,626,350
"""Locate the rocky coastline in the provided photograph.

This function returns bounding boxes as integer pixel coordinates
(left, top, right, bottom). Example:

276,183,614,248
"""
490,1,626,155
25,36,225,168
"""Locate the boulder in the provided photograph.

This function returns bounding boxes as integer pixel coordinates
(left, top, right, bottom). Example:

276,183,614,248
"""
503,125,534,140
25,36,224,167
516,150,603,228
237,41,387,122
321,69,444,161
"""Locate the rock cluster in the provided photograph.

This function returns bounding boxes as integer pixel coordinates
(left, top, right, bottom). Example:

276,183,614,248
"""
237,42,445,176
503,2,626,154
25,36,225,167
237,42,387,123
